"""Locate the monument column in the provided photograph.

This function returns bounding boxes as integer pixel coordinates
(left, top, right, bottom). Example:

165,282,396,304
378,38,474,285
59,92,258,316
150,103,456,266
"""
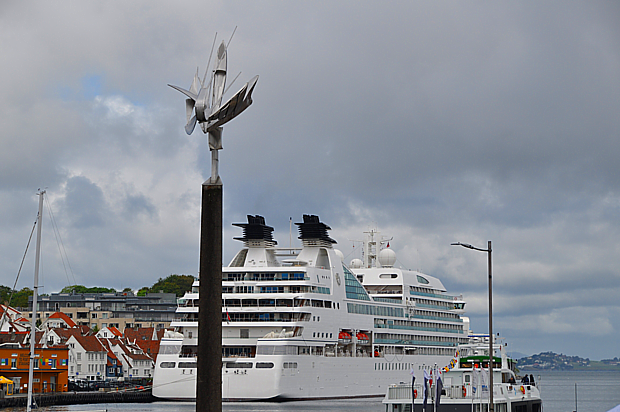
169,35,258,412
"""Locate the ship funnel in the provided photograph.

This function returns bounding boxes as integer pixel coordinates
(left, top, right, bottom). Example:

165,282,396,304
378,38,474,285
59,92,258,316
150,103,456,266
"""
295,215,336,247
233,215,277,247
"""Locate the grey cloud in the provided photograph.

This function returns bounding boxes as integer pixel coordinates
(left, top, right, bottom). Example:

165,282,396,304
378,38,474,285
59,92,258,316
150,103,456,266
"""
61,176,108,229
2,1,620,359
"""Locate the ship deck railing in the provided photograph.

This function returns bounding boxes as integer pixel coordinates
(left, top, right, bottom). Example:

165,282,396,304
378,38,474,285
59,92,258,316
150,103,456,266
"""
385,382,540,402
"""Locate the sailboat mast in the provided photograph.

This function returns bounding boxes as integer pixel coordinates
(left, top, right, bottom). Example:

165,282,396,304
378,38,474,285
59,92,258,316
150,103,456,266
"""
27,190,44,412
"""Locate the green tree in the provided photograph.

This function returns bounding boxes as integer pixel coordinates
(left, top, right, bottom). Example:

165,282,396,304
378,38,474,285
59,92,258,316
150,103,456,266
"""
148,274,195,297
0,285,12,305
0,285,33,308
11,287,33,309
59,285,116,294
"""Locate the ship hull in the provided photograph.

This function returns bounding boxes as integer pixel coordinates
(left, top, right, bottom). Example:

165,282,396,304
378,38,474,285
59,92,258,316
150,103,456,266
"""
153,351,450,401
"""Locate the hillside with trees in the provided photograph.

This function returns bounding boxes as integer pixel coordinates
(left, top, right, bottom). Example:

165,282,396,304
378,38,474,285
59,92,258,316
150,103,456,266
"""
0,285,33,308
59,285,117,294
518,351,620,371
137,274,195,297
0,273,195,308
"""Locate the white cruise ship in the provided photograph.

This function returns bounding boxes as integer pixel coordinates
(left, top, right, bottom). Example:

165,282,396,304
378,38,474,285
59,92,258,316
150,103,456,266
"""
153,215,469,401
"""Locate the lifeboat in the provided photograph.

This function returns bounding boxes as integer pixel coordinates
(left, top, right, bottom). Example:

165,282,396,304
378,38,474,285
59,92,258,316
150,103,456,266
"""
356,332,370,344
338,331,352,342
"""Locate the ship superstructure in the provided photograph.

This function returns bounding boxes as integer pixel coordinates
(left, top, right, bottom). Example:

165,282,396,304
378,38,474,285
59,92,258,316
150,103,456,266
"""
153,215,468,401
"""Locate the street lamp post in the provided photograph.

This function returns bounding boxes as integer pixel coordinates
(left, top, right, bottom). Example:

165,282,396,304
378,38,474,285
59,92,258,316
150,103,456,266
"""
452,241,493,412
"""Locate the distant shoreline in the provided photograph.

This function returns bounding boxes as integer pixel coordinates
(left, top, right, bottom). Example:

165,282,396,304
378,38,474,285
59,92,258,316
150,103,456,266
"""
520,366,620,372
516,352,620,372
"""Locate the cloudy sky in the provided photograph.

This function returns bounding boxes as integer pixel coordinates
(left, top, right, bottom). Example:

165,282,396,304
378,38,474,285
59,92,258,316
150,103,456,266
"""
2,2,620,359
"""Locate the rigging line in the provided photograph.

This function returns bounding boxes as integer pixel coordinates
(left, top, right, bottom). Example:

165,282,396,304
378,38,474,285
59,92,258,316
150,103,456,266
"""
45,194,76,286
202,32,218,86
227,26,237,48
46,198,70,286
222,71,242,96
0,218,37,330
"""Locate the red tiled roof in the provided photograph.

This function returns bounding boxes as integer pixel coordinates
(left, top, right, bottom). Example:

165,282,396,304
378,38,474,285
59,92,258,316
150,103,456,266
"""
48,312,77,328
135,339,161,357
0,304,21,318
107,326,123,337
123,327,156,341
52,327,87,341
72,335,105,352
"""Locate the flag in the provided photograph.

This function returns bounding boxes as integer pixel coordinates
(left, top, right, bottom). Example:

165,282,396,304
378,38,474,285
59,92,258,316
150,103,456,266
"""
410,368,416,412
472,367,479,396
226,308,231,324
480,368,489,397
423,369,430,412
435,370,443,409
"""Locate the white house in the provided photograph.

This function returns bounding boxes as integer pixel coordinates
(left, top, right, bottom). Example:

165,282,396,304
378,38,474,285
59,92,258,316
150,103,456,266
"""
65,335,107,381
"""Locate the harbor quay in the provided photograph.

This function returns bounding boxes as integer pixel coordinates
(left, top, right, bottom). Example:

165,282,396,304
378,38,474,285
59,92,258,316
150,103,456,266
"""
0,388,155,408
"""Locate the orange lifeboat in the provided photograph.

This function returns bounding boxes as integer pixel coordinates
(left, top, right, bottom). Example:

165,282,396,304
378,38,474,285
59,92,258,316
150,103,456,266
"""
356,332,370,344
338,331,352,342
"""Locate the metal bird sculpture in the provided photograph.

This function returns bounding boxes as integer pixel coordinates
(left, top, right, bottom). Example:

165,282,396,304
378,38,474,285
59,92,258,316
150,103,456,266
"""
168,41,258,136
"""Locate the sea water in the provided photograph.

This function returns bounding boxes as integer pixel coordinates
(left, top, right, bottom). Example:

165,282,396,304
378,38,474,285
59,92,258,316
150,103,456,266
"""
536,370,620,412
5,370,620,412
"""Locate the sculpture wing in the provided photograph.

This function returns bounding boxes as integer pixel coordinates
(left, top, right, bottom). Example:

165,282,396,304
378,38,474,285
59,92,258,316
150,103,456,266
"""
168,84,198,101
206,75,258,132
185,115,197,135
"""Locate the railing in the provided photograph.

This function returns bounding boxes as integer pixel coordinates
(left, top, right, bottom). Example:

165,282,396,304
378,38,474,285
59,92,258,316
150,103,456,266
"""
409,291,463,301
410,314,463,322
416,303,452,310
375,338,458,347
375,323,464,334
385,382,540,401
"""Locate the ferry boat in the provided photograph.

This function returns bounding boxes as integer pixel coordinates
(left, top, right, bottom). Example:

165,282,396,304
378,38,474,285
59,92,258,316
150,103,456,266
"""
152,214,469,401
382,336,543,412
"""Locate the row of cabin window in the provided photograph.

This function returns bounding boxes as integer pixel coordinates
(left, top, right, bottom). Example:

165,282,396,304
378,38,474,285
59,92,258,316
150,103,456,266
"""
159,361,297,370
222,298,336,308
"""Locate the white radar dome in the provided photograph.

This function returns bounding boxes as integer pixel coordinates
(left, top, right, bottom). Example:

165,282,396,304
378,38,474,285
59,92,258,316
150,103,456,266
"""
350,258,363,268
334,249,344,261
378,248,396,267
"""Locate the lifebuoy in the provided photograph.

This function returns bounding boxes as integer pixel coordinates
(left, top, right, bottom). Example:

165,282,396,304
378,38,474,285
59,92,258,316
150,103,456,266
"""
414,389,418,399
462,385,466,397
520,385,525,394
